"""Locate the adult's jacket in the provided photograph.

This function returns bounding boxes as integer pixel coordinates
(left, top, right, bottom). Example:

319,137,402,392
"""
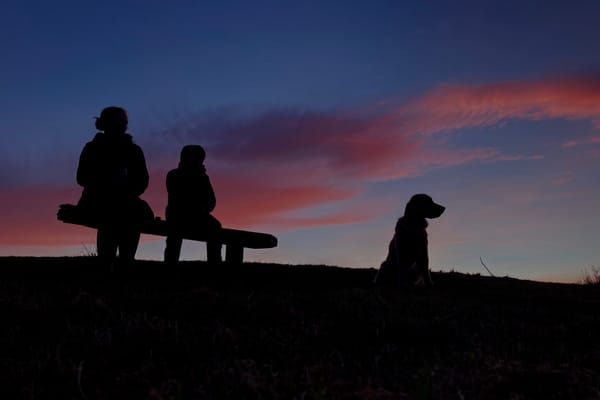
76,132,150,225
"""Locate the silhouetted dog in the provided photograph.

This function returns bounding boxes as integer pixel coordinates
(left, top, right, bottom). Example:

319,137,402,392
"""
375,194,445,287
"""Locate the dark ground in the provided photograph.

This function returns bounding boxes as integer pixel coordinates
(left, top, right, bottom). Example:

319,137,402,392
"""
0,257,599,399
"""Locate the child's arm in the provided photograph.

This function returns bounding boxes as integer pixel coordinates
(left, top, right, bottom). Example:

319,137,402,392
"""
127,144,149,197
203,174,216,213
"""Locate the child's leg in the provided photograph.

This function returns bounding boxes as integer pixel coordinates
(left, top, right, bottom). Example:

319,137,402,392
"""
206,241,222,264
205,214,222,264
164,236,183,264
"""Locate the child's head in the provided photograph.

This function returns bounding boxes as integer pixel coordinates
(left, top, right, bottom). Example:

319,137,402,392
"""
180,145,206,168
95,106,128,134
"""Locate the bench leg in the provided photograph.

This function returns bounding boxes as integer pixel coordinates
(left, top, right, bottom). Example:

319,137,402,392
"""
225,245,244,265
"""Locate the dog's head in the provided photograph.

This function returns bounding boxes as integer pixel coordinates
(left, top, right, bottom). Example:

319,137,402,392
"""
404,194,445,219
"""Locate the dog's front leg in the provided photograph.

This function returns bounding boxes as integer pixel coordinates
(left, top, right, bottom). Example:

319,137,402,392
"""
415,245,433,286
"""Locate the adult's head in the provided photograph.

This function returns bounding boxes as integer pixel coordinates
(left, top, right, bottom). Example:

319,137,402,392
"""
404,194,445,219
95,106,128,134
180,145,206,169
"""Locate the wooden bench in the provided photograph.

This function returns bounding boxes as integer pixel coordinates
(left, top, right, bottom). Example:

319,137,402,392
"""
57,204,278,264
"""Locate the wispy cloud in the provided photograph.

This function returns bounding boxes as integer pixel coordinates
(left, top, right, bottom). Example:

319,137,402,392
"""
401,75,600,134
145,108,425,182
561,135,600,147
4,74,600,248
148,75,600,184
137,75,600,231
211,173,359,227
551,171,575,186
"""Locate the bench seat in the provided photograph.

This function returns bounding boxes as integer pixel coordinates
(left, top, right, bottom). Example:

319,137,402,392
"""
57,204,278,263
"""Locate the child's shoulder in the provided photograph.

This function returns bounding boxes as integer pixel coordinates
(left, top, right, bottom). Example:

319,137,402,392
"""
168,166,208,179
166,168,179,177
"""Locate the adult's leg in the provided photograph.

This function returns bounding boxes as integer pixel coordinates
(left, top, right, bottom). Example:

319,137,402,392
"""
206,241,222,264
97,227,118,262
118,229,141,262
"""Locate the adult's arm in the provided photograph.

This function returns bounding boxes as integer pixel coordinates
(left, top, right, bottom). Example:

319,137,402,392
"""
76,143,95,187
128,144,149,197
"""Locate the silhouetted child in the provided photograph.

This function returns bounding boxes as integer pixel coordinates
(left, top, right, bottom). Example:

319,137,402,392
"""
164,145,222,264
375,194,445,287
77,106,150,263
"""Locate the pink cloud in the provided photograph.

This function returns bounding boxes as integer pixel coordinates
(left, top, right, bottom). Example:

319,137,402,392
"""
148,104,545,188
551,172,575,186
0,173,359,247
7,74,600,249
160,109,425,179
561,135,600,147
211,173,359,228
401,75,600,134
148,75,600,185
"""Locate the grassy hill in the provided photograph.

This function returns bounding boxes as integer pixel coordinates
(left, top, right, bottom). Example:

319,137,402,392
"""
1,257,599,399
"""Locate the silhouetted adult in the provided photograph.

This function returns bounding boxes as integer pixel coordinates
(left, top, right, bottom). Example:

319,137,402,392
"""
375,194,445,287
76,106,150,263
164,145,222,264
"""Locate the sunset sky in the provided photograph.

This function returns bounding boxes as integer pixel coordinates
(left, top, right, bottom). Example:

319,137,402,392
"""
2,0,599,282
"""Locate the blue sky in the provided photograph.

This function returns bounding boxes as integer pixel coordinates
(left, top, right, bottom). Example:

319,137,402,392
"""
1,0,600,282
